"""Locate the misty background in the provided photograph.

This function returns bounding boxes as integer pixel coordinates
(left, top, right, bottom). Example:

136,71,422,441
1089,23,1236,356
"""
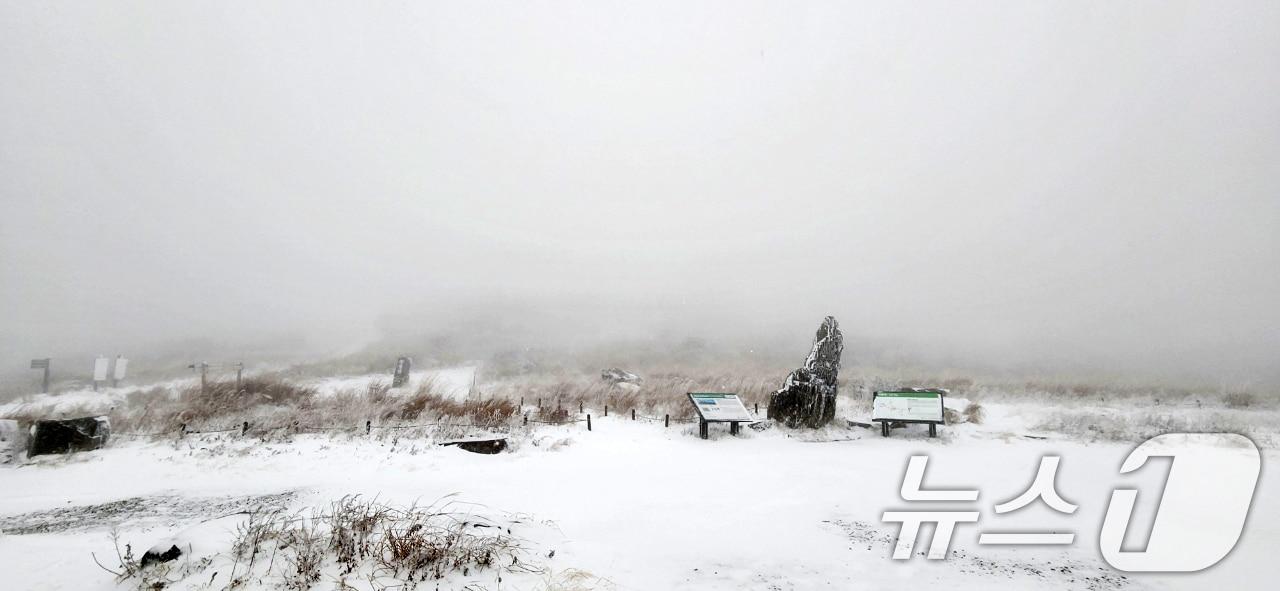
1,1,1277,392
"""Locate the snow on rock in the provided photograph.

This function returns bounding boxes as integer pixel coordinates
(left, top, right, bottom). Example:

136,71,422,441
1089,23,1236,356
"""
139,513,246,570
600,368,642,385
768,316,844,428
27,416,110,456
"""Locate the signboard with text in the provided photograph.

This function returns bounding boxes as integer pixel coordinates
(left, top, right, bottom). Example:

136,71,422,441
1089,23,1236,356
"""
872,390,945,423
92,357,110,382
688,392,754,423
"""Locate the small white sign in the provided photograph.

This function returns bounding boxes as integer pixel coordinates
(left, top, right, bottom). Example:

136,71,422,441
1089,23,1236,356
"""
113,357,129,380
689,393,755,422
93,357,110,382
873,390,944,423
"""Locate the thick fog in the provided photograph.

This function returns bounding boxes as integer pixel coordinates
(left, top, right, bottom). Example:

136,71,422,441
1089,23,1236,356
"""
2,2,1277,385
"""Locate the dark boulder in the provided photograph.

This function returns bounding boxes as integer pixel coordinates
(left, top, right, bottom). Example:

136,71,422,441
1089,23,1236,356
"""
141,544,182,568
27,416,110,457
442,438,508,454
768,317,844,428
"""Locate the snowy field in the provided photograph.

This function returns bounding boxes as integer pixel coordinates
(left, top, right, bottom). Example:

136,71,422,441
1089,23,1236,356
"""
1,372,1275,591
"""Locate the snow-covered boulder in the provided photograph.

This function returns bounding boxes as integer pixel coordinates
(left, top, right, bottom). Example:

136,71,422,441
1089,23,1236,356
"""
27,416,110,456
768,316,843,428
601,368,642,385
138,513,246,570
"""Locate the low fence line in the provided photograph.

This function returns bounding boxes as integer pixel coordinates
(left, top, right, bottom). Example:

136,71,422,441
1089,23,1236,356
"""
105,405,767,440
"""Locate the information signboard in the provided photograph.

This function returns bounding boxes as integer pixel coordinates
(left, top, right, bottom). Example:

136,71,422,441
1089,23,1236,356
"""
93,357,110,382
688,393,754,422
872,389,945,437
113,357,129,381
873,390,944,422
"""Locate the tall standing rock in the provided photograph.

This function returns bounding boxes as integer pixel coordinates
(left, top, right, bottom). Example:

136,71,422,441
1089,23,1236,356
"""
768,317,844,428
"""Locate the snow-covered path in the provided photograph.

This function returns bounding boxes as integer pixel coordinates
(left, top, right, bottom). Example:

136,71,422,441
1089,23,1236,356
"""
1,413,1273,590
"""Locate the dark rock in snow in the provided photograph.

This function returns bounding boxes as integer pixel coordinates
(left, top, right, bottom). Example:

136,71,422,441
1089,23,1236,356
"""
768,316,844,428
600,368,642,385
442,438,508,454
27,416,110,456
141,544,182,568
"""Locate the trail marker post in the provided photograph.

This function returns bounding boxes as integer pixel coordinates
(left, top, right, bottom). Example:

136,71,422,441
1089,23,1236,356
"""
187,361,243,395
30,358,50,393
188,362,209,395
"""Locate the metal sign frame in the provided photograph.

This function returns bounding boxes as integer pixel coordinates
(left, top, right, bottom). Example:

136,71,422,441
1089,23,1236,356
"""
687,392,756,439
30,358,51,393
872,389,946,438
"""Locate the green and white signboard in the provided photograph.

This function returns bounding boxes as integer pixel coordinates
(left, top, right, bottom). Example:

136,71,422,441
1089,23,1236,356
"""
872,390,945,423
688,393,754,422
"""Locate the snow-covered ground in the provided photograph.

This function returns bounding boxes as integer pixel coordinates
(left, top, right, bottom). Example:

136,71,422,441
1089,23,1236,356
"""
0,375,1275,590
0,366,481,420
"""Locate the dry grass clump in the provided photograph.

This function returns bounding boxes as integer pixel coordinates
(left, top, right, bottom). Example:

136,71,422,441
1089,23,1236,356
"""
962,401,985,424
197,496,533,589
400,379,519,428
1224,391,1256,409
102,374,523,436
170,378,318,425
942,401,984,426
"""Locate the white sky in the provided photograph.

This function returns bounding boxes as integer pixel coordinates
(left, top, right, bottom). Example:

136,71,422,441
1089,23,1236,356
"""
1,1,1277,382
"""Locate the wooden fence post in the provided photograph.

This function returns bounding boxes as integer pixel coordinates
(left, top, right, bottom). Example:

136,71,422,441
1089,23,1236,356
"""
665,415,669,428
604,404,608,417
631,409,636,420
365,420,371,434
587,414,592,431
241,421,249,436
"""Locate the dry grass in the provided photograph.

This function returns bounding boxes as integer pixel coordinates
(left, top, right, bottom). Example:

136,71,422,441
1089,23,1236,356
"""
494,370,780,421
1225,391,1256,409
104,375,521,437
7,356,1274,447
183,496,536,590
400,378,519,427
962,401,985,424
